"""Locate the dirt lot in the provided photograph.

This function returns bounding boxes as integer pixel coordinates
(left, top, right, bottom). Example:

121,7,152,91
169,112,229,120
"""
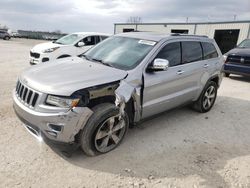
0,38,250,188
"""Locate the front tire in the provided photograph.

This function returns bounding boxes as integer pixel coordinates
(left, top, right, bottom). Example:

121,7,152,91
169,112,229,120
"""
192,81,217,113
224,73,230,77
80,103,129,156
4,36,10,40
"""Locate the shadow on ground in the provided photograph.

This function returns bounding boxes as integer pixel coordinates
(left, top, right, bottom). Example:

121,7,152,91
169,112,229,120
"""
50,96,250,187
227,74,250,83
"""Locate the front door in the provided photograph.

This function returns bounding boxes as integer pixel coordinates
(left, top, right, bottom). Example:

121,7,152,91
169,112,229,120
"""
76,36,100,55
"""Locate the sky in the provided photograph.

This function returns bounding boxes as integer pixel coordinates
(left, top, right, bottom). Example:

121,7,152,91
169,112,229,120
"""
0,0,249,34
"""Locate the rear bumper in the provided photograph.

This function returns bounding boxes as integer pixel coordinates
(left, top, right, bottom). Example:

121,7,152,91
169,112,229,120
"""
223,63,250,76
13,90,93,143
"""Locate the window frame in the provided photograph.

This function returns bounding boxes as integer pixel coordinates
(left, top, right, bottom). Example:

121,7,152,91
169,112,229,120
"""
181,41,203,64
155,41,182,67
201,42,219,60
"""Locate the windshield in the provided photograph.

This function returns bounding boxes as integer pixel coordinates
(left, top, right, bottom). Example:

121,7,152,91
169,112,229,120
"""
238,39,250,48
55,34,83,45
84,36,156,70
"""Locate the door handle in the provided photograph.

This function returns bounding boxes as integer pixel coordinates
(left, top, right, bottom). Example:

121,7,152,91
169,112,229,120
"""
177,70,185,75
203,64,209,68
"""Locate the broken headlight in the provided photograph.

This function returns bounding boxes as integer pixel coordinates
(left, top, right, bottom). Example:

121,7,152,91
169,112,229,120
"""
46,95,80,108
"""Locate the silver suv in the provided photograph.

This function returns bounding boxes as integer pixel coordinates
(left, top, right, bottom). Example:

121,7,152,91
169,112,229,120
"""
13,32,223,156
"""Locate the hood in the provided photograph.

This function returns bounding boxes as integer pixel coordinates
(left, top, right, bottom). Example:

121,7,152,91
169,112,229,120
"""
225,48,250,57
31,42,65,53
19,57,128,96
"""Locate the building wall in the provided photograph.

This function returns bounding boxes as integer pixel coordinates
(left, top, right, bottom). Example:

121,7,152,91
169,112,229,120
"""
115,22,250,44
195,23,249,44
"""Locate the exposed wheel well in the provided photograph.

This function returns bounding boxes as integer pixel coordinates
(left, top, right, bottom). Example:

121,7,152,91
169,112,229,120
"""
87,96,135,127
125,98,135,127
210,76,219,86
87,96,115,109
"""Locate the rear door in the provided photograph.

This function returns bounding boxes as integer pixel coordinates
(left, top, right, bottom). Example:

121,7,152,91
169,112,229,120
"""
142,40,204,119
201,42,220,74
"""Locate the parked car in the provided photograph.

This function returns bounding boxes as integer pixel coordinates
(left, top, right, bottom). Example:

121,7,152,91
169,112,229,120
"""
13,32,224,156
223,39,250,77
0,30,11,40
11,32,21,38
29,32,110,65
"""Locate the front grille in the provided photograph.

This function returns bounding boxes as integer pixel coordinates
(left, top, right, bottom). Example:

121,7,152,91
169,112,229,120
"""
15,81,39,108
30,51,40,58
227,55,250,66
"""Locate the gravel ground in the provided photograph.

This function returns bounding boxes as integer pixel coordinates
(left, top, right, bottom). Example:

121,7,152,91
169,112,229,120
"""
0,38,250,188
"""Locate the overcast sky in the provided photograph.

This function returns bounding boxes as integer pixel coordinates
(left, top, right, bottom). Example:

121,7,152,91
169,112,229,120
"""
0,0,249,33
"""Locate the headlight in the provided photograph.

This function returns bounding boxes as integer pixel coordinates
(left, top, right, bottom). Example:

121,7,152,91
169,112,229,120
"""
223,55,227,61
46,95,80,108
43,47,59,53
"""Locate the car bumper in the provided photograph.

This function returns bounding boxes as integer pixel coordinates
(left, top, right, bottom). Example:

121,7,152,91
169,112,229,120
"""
13,90,93,143
223,63,250,76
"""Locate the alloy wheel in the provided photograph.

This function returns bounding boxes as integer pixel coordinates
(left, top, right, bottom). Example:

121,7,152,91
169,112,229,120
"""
94,115,126,153
203,85,216,110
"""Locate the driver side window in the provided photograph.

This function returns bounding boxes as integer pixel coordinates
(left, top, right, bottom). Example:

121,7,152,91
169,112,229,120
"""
156,42,181,67
83,36,95,46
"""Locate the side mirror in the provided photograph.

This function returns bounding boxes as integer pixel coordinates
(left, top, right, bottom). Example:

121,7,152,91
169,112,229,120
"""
77,41,85,47
148,58,169,71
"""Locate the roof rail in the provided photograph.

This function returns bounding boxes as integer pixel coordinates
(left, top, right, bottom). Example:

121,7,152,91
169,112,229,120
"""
170,33,208,38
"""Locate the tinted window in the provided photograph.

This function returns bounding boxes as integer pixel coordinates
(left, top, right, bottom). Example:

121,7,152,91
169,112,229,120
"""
83,36,95,46
156,42,181,67
202,42,218,59
182,41,202,63
95,36,100,44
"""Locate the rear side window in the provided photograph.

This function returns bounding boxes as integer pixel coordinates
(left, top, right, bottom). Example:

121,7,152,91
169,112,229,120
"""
182,41,202,63
156,42,181,67
202,42,218,59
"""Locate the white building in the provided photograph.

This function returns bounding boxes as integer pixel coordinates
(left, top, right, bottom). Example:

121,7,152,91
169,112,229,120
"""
114,20,250,53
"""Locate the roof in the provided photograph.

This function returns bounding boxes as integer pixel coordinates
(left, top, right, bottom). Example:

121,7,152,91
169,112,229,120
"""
73,32,111,36
116,32,211,42
115,20,250,26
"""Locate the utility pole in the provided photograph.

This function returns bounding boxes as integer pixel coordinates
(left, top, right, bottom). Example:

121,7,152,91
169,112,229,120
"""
233,15,237,21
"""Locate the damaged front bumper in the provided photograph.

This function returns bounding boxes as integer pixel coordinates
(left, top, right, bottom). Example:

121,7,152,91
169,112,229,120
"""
13,91,93,143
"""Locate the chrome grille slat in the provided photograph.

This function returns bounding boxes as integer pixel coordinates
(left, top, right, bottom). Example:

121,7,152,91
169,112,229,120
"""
29,92,35,106
19,85,24,98
21,86,26,100
25,89,30,102
15,81,39,108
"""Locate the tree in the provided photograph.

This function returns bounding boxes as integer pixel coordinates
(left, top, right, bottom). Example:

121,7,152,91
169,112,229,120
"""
127,16,142,23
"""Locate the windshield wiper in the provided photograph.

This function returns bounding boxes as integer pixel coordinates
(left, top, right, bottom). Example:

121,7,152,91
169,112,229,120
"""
91,58,113,67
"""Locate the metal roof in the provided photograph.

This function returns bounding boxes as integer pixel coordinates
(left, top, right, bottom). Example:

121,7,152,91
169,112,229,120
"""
115,20,250,26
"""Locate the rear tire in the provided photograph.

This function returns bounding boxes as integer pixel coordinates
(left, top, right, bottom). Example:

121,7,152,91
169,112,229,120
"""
192,81,217,113
80,103,129,156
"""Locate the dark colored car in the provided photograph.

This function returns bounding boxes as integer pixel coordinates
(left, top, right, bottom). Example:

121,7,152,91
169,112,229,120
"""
223,39,250,77
0,30,11,40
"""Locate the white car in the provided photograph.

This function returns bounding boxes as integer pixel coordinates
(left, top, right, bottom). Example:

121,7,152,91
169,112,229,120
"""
29,32,110,65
